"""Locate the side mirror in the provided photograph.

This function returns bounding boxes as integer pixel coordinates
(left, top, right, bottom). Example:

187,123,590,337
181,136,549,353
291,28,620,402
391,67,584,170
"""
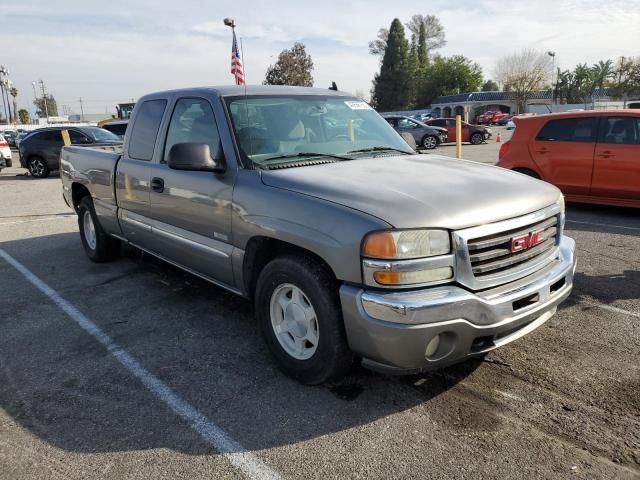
168,142,225,172
399,132,417,151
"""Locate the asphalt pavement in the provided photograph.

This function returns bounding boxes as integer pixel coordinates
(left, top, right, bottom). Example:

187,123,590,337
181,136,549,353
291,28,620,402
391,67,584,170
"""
0,152,638,479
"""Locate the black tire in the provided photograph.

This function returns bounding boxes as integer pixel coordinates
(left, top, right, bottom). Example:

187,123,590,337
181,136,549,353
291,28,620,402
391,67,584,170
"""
77,196,120,262
421,135,438,150
255,254,353,384
28,156,50,178
470,132,484,145
513,168,541,179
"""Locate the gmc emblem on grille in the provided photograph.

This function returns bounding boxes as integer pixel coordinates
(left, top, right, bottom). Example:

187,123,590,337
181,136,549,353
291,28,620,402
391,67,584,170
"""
511,228,545,252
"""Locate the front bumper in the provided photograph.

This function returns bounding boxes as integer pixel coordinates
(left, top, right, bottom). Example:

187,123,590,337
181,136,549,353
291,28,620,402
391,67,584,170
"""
340,236,576,374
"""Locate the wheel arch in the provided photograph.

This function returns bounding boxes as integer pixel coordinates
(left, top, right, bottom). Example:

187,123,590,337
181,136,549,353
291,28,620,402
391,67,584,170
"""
242,236,338,300
71,182,92,213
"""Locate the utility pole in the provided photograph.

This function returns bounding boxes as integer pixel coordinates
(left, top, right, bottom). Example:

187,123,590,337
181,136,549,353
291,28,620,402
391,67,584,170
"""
79,97,85,122
38,79,49,122
0,66,10,124
31,81,38,120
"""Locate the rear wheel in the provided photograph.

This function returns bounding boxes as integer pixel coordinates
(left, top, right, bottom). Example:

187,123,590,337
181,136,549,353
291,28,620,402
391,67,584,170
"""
255,254,353,384
28,156,49,178
78,197,120,262
421,135,438,150
470,132,484,145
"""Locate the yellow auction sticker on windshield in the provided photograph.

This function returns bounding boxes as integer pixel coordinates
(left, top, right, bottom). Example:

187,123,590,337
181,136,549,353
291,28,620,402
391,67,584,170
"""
344,101,372,110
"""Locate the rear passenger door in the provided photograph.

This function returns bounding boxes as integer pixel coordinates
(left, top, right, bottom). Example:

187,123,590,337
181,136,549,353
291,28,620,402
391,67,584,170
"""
592,116,640,200
116,98,168,245
39,130,64,166
147,97,235,287
529,117,598,196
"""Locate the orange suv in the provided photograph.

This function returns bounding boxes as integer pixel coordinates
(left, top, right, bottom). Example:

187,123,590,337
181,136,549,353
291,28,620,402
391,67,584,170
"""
497,110,640,208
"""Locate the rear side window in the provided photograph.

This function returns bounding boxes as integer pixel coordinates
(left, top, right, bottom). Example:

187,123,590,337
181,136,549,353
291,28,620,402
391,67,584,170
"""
35,130,62,142
599,117,640,145
430,119,446,127
128,99,167,161
536,117,598,143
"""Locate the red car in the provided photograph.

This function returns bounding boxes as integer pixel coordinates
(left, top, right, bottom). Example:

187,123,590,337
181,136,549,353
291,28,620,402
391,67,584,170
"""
424,118,492,144
497,110,640,208
478,111,509,125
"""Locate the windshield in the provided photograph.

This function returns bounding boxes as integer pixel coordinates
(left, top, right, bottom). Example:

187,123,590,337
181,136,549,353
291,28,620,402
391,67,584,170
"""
225,95,413,166
81,127,122,142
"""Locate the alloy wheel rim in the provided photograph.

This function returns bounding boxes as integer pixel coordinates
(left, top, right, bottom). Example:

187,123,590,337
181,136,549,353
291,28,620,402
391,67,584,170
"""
83,210,97,250
424,137,436,149
30,159,44,176
269,283,319,360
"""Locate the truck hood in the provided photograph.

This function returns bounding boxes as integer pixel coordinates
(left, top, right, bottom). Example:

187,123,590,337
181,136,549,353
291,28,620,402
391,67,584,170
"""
260,155,561,230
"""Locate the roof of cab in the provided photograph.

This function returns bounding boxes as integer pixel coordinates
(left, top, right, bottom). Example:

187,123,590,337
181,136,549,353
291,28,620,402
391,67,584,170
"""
139,85,355,100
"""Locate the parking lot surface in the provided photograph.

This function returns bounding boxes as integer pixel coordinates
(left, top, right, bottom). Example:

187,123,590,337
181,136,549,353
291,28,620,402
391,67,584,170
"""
1,154,638,479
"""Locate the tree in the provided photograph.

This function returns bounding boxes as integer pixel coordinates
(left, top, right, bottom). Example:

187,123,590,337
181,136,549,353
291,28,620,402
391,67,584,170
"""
34,94,58,117
9,87,18,123
482,79,499,91
368,28,389,58
264,43,314,87
610,56,640,103
415,55,483,107
18,109,29,124
494,49,551,113
371,19,412,111
405,14,446,65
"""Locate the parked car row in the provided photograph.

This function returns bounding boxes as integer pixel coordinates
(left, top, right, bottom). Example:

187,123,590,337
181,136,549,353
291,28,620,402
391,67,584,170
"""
498,110,640,208
383,115,448,149
423,118,492,144
19,126,122,178
0,134,13,171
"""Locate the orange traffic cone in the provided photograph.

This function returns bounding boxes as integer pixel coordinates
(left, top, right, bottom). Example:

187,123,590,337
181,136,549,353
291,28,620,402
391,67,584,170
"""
496,131,502,143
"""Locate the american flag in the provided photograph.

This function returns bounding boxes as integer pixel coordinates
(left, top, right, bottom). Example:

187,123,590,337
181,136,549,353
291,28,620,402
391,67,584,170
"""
231,31,245,85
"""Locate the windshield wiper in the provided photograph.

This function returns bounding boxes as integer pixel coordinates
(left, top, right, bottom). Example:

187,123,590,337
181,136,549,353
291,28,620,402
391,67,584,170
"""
259,152,352,164
347,146,413,155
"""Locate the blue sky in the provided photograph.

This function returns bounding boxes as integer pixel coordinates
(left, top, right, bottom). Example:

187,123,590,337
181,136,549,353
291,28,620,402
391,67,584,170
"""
2,0,639,115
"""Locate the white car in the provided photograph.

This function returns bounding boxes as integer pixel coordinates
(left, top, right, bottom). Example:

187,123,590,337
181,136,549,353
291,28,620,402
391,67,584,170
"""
0,134,12,170
505,119,516,130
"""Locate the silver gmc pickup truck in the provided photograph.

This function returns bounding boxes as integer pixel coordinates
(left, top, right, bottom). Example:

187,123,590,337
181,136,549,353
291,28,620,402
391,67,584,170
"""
61,86,576,384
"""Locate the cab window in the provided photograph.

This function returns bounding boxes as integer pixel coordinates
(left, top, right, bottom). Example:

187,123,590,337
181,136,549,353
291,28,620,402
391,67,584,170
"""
69,130,91,144
128,99,167,161
163,98,220,163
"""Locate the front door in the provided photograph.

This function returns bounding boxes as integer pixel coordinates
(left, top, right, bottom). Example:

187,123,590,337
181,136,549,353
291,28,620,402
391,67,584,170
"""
147,97,235,287
529,116,598,196
591,115,640,200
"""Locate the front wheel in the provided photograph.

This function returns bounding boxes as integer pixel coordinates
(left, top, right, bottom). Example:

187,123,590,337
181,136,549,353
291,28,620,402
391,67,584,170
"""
470,133,484,145
421,135,438,150
78,197,120,262
28,156,50,178
255,254,353,384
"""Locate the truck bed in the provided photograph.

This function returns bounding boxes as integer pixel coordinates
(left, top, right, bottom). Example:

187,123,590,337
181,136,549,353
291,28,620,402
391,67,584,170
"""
60,145,122,233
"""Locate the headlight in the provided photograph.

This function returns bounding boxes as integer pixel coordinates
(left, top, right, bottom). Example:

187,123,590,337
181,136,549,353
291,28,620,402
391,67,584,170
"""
362,229,454,287
362,229,450,259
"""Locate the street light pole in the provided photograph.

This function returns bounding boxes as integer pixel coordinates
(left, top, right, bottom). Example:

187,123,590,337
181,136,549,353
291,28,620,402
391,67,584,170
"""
547,51,556,112
31,81,38,120
0,66,8,124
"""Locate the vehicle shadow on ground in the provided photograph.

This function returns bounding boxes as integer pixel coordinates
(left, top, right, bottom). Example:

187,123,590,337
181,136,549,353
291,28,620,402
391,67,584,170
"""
0,171,59,181
0,232,482,456
563,269,640,308
565,203,639,238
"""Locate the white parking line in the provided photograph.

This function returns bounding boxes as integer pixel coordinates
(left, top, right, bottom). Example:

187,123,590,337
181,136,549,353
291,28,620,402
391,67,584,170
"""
0,248,281,480
566,219,640,233
582,300,640,319
0,215,76,226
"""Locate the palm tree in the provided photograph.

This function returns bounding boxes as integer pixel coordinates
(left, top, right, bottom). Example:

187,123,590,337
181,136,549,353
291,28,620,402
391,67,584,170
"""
590,60,614,89
9,87,18,123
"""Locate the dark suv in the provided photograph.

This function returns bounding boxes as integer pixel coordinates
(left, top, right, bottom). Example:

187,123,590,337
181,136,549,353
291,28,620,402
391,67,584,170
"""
19,126,122,178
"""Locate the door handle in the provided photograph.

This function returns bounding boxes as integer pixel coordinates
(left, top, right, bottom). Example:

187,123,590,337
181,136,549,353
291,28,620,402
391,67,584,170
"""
151,177,164,193
598,151,615,158
535,148,548,154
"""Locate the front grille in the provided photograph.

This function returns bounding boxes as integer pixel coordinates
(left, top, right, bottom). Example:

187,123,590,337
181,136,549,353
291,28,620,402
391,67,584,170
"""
467,216,558,277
